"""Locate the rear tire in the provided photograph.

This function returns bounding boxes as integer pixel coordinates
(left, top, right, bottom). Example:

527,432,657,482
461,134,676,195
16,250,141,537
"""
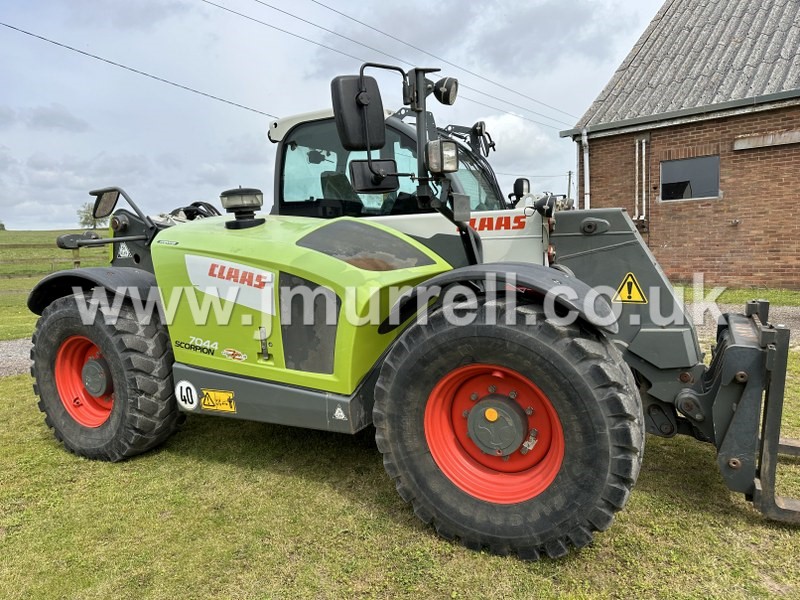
31,293,178,461
374,299,644,559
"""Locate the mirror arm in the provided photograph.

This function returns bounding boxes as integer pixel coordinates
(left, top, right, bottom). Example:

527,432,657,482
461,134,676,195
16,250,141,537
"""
75,234,149,248
116,188,156,233
430,179,479,266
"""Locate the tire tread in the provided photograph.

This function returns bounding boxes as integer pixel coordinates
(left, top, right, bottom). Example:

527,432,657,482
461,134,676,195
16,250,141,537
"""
31,294,178,462
373,300,645,560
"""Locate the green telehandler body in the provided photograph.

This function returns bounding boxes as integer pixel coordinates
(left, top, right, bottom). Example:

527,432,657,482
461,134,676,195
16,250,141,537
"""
27,63,799,559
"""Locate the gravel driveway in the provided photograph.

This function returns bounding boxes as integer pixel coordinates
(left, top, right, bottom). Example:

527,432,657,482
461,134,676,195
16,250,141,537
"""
1,337,33,378
3,304,798,378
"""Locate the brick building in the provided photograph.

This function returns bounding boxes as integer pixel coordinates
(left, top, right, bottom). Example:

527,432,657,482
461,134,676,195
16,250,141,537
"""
562,0,800,289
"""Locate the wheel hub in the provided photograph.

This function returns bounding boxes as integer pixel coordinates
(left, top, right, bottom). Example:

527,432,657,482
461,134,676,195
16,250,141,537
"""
424,363,565,504
55,336,114,428
82,358,112,398
467,394,528,457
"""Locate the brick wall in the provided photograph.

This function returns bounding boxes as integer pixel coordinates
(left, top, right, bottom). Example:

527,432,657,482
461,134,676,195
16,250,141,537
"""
575,105,800,289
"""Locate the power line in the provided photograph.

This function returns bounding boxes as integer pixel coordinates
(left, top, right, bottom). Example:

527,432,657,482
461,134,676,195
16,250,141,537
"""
200,0,566,129
0,21,278,119
242,0,571,126
249,0,410,65
309,0,579,121
457,96,560,130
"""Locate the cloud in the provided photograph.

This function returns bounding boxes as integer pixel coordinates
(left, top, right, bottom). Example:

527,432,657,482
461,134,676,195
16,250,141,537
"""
88,152,151,179
64,0,192,31
479,114,574,196
156,153,183,170
0,107,17,129
484,115,558,168
307,0,484,78
24,152,92,191
307,0,634,82
223,133,270,166
195,163,231,187
0,146,19,175
24,104,90,133
465,0,637,76
0,199,83,231
20,151,151,194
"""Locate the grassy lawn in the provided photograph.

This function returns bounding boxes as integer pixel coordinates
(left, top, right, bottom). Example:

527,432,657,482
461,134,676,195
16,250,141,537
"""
1,356,799,599
674,284,800,307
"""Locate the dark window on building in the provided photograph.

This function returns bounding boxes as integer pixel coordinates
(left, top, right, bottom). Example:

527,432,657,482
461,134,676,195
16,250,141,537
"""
660,155,720,200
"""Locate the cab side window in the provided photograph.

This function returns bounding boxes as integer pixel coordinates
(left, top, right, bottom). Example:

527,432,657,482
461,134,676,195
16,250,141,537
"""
282,120,341,204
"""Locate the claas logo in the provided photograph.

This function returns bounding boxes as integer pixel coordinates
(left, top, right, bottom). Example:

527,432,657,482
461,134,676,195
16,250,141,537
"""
207,262,269,289
468,215,526,232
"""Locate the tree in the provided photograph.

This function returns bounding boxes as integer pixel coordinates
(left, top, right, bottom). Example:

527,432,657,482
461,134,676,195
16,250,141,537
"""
77,202,109,229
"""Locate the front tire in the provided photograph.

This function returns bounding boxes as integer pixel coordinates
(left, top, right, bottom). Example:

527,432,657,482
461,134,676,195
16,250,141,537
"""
374,299,644,559
31,293,178,461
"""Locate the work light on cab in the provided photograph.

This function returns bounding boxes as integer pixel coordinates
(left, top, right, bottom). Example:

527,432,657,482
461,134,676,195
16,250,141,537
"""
426,139,459,174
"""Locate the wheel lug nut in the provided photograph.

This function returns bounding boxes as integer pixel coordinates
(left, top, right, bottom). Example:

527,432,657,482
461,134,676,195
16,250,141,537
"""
509,390,518,399
470,393,479,401
488,385,496,393
462,410,470,418
525,406,534,415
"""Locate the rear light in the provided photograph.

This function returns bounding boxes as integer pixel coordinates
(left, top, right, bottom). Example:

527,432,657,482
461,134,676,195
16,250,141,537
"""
547,244,556,265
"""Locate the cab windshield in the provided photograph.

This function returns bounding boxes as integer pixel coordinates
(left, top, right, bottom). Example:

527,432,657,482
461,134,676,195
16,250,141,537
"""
278,117,507,217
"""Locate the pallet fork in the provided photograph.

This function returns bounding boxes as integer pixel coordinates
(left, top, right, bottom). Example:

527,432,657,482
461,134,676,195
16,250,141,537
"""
749,303,800,522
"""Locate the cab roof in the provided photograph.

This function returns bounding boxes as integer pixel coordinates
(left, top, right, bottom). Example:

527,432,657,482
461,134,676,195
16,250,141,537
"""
268,108,396,143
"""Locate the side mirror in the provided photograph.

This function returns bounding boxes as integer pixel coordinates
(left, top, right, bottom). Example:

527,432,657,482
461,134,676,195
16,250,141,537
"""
510,178,530,206
92,189,121,219
331,75,386,151
349,160,399,194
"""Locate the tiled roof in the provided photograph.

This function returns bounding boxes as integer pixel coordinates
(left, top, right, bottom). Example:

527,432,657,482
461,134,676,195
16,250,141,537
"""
573,0,800,131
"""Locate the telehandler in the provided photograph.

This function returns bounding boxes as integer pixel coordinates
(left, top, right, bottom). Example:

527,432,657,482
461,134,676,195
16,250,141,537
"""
28,63,799,559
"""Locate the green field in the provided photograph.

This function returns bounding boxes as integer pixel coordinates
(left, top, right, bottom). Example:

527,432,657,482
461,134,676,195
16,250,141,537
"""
0,229,108,340
0,362,798,599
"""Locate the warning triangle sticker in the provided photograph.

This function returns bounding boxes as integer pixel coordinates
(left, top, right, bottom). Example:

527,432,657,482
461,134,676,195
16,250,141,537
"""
201,391,216,409
612,272,648,304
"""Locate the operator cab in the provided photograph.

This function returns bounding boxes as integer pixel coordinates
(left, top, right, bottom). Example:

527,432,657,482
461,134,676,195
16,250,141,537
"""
268,109,508,220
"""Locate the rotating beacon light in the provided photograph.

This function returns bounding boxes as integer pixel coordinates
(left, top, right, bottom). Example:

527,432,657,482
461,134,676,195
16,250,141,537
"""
220,187,265,230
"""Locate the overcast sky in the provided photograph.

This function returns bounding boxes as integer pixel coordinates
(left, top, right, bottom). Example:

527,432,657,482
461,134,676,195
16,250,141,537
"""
0,0,664,230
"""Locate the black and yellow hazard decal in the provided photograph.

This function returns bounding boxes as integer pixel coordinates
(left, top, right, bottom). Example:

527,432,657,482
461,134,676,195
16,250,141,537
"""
200,388,237,413
612,272,648,304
